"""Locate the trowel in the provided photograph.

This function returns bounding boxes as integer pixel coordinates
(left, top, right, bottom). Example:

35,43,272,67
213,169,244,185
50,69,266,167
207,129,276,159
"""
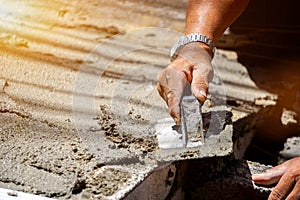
156,84,204,149
179,84,204,148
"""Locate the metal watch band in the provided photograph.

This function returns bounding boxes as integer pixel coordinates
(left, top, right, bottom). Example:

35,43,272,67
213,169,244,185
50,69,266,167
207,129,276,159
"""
170,33,216,61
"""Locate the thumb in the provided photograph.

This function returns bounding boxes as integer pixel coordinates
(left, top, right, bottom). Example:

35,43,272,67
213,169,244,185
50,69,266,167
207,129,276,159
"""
191,70,209,104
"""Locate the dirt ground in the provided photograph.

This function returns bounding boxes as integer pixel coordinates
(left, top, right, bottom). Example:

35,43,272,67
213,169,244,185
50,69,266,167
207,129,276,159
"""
0,0,299,199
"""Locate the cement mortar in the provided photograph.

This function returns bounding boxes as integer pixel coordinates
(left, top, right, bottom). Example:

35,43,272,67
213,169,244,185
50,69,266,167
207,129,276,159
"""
0,0,284,199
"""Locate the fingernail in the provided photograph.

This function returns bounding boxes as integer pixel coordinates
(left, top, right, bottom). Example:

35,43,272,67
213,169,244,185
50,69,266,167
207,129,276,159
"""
194,89,207,100
197,90,207,97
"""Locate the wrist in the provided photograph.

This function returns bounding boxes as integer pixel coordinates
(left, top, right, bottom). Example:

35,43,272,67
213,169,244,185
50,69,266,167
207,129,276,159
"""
174,43,214,65
187,42,214,59
170,33,216,62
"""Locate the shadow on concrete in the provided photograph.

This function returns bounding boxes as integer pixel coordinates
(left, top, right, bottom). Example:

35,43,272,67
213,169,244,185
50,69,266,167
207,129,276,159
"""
125,157,270,200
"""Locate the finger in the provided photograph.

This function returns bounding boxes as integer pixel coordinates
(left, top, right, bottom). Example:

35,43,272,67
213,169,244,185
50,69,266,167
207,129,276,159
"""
268,173,295,200
157,70,169,102
157,82,168,102
157,81,181,124
191,69,208,103
158,68,187,124
167,75,187,125
168,93,181,125
286,180,300,200
252,165,287,185
168,58,193,84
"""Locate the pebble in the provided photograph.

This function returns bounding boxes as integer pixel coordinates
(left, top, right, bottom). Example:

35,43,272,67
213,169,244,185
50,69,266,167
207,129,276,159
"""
7,190,18,197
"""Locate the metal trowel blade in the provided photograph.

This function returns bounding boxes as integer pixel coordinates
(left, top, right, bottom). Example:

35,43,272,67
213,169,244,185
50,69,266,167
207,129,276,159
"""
155,85,204,149
180,94,204,148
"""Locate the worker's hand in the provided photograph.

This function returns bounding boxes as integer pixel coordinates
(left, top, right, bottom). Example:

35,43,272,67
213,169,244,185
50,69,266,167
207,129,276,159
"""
157,42,214,125
252,156,300,200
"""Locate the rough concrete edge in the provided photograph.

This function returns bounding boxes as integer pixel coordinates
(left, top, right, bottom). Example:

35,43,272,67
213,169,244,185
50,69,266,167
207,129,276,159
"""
232,104,275,159
247,160,273,194
86,165,156,200
122,164,176,200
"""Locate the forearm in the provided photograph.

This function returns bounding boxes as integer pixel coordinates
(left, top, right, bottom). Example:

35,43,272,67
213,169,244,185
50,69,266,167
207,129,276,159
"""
185,0,250,42
158,0,250,123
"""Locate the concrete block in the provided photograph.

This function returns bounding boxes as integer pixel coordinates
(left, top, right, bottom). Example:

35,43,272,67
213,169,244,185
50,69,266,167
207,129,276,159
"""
124,159,272,199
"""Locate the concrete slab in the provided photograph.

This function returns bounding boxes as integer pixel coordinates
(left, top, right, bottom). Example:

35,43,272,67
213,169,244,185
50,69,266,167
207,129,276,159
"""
0,0,279,199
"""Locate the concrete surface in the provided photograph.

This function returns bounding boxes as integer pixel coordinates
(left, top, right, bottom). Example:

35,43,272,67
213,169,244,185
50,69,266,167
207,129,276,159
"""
279,136,300,163
0,0,291,199
0,188,53,200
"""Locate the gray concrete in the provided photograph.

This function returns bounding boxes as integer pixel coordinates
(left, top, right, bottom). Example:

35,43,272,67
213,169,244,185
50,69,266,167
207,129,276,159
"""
0,188,53,200
0,0,280,199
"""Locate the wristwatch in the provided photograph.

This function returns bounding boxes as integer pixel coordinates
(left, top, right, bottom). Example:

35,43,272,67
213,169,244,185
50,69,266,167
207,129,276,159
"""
170,33,216,62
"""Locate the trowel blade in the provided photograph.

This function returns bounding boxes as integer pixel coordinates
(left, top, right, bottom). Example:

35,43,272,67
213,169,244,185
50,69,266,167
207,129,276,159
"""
180,94,204,148
156,83,204,149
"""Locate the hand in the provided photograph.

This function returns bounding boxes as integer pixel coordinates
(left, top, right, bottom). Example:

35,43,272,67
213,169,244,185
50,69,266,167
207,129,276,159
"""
157,42,214,124
252,156,300,200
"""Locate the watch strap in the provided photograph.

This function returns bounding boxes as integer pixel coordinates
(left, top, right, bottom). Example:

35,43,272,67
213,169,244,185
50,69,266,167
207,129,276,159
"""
170,33,216,61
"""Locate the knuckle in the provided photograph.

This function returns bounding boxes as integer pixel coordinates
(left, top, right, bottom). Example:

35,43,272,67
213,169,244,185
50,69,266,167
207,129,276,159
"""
192,80,208,91
289,168,300,178
158,72,166,82
270,188,285,200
